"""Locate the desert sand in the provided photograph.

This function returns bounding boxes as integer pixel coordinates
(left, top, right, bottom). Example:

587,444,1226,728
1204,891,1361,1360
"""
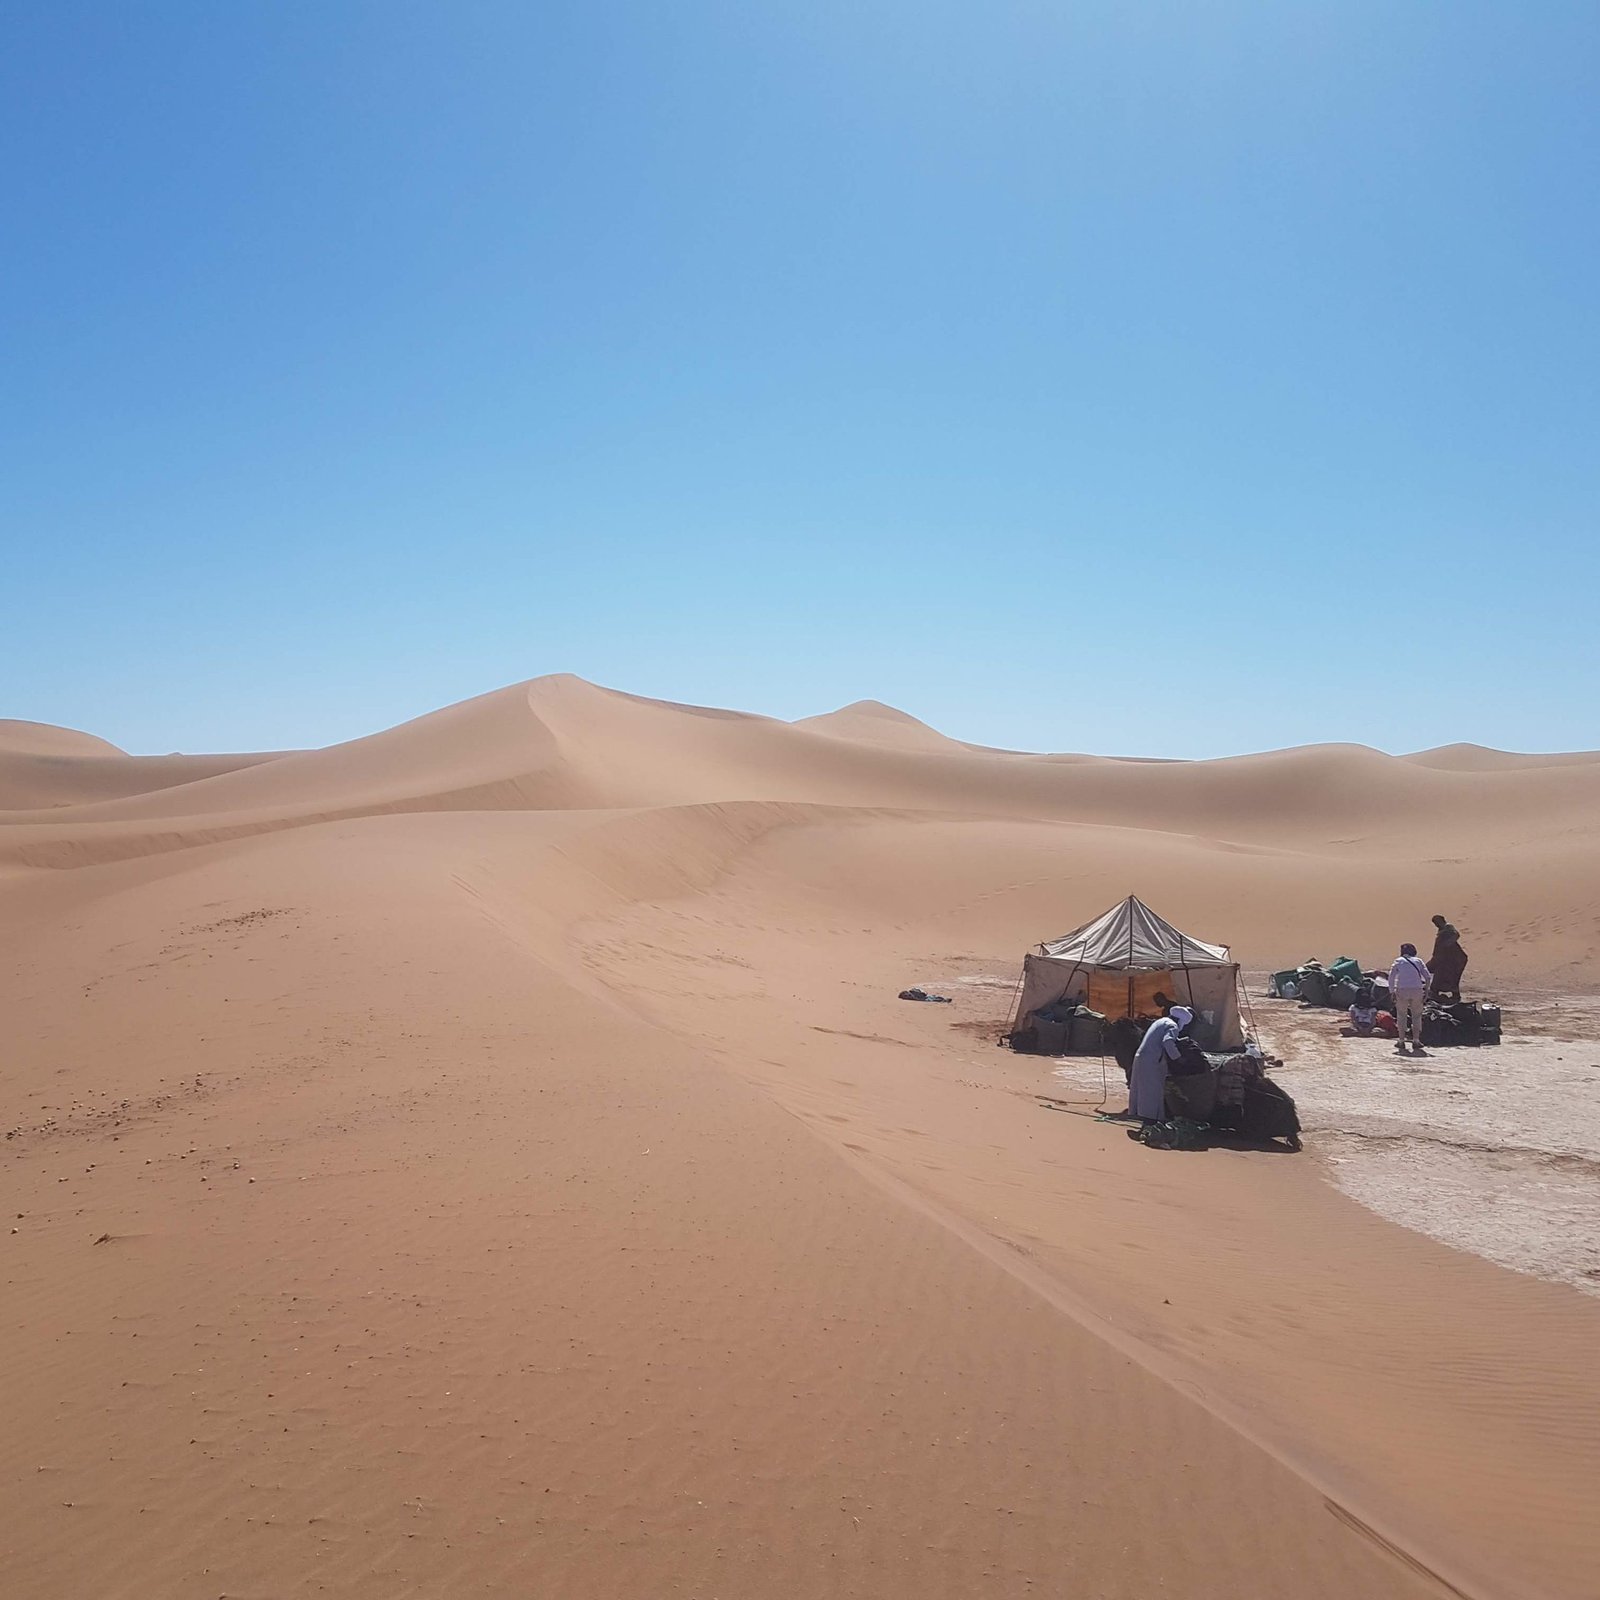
3,675,1598,1600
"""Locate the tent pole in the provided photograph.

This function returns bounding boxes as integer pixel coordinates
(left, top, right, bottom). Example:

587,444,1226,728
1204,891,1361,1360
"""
1003,962,1028,1042
1239,965,1261,1045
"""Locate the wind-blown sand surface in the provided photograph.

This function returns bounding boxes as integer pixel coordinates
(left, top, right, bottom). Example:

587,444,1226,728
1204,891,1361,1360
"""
3,676,1597,1599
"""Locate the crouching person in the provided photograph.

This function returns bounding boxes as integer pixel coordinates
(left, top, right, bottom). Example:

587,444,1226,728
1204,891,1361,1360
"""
1130,1006,1192,1122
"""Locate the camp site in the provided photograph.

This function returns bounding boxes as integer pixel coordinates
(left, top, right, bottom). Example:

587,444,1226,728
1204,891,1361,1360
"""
999,895,1297,1150
8,6,1599,1596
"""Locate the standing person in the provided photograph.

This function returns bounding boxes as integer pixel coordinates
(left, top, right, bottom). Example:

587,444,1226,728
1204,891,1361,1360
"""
1428,914,1468,1004
1388,943,1432,1056
1129,1006,1192,1121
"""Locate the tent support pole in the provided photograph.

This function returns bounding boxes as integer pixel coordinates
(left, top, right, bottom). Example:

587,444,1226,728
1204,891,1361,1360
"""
1239,966,1261,1046
1002,964,1028,1043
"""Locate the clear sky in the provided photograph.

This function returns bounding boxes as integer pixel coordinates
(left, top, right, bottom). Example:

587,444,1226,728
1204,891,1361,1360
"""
4,2,1596,758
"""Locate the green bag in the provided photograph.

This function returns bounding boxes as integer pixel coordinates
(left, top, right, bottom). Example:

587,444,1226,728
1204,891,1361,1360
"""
1131,1117,1209,1151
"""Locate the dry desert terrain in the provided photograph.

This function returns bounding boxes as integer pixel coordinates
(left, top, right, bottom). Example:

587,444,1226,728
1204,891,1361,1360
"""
3,678,1598,1599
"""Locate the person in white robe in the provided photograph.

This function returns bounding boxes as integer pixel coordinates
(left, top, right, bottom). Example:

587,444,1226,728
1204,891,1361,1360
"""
1129,1005,1192,1121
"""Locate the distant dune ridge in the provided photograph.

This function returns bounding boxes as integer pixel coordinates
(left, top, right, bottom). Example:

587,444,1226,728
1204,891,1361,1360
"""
0,716,286,811
1399,741,1600,771
2,677,1597,979
3,675,1598,1600
0,717,128,757
794,697,982,754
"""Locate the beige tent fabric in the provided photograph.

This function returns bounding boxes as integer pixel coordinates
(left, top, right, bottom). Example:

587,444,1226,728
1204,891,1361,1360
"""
1039,895,1232,967
1016,955,1243,1049
1011,897,1244,1050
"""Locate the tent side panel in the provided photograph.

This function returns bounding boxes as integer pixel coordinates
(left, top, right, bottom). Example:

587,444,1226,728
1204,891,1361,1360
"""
1011,954,1088,1032
1172,965,1244,1049
1216,967,1244,1050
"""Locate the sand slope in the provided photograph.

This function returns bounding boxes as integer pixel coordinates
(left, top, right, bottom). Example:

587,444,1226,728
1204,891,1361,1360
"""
3,677,1598,1599
6,677,1599,881
0,750,284,813
0,718,128,758
794,698,980,754
1403,742,1600,771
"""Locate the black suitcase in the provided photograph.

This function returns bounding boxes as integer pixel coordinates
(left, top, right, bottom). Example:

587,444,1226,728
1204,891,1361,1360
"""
1447,1000,1501,1045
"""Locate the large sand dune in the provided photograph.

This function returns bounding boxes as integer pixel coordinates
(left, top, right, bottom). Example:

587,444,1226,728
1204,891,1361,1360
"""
3,676,1597,1599
0,718,128,758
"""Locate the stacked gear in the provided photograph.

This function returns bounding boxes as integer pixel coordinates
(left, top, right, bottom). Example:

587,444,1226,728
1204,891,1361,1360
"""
1268,950,1499,1047
1131,1046,1303,1154
1017,1000,1107,1056
1269,956,1391,1016
1422,999,1502,1046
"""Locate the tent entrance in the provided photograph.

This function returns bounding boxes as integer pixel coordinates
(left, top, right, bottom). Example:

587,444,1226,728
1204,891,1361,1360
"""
1087,969,1178,1020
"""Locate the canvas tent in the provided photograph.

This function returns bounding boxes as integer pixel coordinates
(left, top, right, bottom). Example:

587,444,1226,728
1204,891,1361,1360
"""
1008,895,1244,1051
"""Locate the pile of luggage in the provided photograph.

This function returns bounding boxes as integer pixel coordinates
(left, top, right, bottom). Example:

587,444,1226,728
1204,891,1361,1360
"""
1010,1001,1106,1055
1422,998,1502,1046
1156,1045,1303,1151
1269,957,1382,1011
1269,956,1502,1047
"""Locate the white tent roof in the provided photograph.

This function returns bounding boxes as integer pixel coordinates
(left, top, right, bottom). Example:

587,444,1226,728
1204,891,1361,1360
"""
1038,895,1232,968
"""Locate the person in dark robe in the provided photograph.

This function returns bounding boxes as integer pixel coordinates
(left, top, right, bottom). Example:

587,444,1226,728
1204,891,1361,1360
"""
1428,914,1468,1003
1151,993,1195,1032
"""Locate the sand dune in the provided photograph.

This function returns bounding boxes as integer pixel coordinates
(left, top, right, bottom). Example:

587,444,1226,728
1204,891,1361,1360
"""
3,676,1598,1599
0,748,284,813
0,718,127,757
0,715,290,811
794,698,981,754
1402,741,1600,771
6,677,1599,876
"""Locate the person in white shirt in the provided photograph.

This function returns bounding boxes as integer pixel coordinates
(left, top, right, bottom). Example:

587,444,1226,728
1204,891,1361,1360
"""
1348,980,1380,1036
1388,942,1432,1055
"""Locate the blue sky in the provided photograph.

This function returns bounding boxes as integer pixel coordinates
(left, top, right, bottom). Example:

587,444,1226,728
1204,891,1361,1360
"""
4,1,1596,758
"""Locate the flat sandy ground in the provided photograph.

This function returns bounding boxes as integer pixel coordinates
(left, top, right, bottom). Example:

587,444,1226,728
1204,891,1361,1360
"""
3,682,1598,1600
1046,982,1600,1297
